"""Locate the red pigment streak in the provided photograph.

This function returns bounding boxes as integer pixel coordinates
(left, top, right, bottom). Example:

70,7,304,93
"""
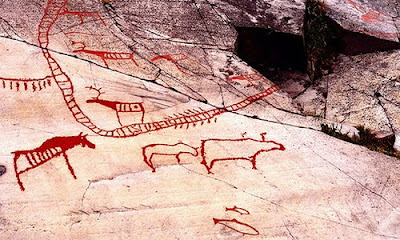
86,86,145,125
361,9,384,23
37,0,279,138
151,53,209,75
226,73,268,87
200,132,285,174
12,133,95,191
346,0,398,23
59,8,106,25
0,76,53,91
213,218,259,236
72,41,139,67
142,142,198,172
225,206,250,215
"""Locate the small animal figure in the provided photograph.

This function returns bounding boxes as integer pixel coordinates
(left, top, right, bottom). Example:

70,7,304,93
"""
226,73,267,87
72,41,139,68
142,142,198,172
13,133,95,191
86,86,145,125
59,8,106,25
151,53,209,74
225,206,250,215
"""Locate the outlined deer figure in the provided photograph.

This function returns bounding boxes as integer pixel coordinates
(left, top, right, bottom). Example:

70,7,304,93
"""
142,142,198,172
72,41,139,68
86,86,145,126
12,133,95,191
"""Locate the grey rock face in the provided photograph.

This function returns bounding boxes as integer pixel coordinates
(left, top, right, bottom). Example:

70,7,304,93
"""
325,0,400,42
213,0,306,35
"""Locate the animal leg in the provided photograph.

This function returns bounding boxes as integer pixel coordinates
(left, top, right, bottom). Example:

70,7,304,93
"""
116,112,123,126
250,156,257,170
63,153,77,179
102,58,109,68
176,154,182,164
200,159,213,174
131,57,139,67
140,112,144,123
13,155,25,191
142,149,156,172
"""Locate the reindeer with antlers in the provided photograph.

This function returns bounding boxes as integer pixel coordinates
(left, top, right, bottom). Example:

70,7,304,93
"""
86,86,145,126
72,41,139,68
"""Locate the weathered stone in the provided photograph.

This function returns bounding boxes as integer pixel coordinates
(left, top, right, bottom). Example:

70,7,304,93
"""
325,0,400,42
325,50,400,145
210,0,306,35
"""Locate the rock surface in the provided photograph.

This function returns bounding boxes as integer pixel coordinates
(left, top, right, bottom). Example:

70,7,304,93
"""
325,0,400,42
0,0,400,239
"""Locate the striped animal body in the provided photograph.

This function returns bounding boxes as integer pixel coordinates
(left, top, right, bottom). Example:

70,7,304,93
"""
72,41,139,68
86,98,145,126
12,133,95,191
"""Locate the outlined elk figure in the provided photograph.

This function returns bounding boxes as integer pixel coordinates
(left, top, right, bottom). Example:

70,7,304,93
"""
59,8,106,25
86,86,145,126
72,41,139,68
12,133,95,191
200,133,285,174
151,53,209,75
142,142,198,172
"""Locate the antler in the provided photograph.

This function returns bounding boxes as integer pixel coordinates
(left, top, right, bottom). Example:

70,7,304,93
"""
71,41,86,51
85,85,104,99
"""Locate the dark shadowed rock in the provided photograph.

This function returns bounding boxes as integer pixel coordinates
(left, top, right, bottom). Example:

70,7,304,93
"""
0,165,6,176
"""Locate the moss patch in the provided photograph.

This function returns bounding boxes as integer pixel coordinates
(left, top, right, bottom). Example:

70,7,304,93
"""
321,124,400,158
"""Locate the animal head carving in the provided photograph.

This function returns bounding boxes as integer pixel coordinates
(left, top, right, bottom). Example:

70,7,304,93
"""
85,86,104,102
78,132,96,149
71,41,86,51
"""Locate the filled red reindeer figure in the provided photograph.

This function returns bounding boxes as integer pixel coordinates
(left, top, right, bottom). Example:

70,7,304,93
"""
12,133,95,191
86,86,145,126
